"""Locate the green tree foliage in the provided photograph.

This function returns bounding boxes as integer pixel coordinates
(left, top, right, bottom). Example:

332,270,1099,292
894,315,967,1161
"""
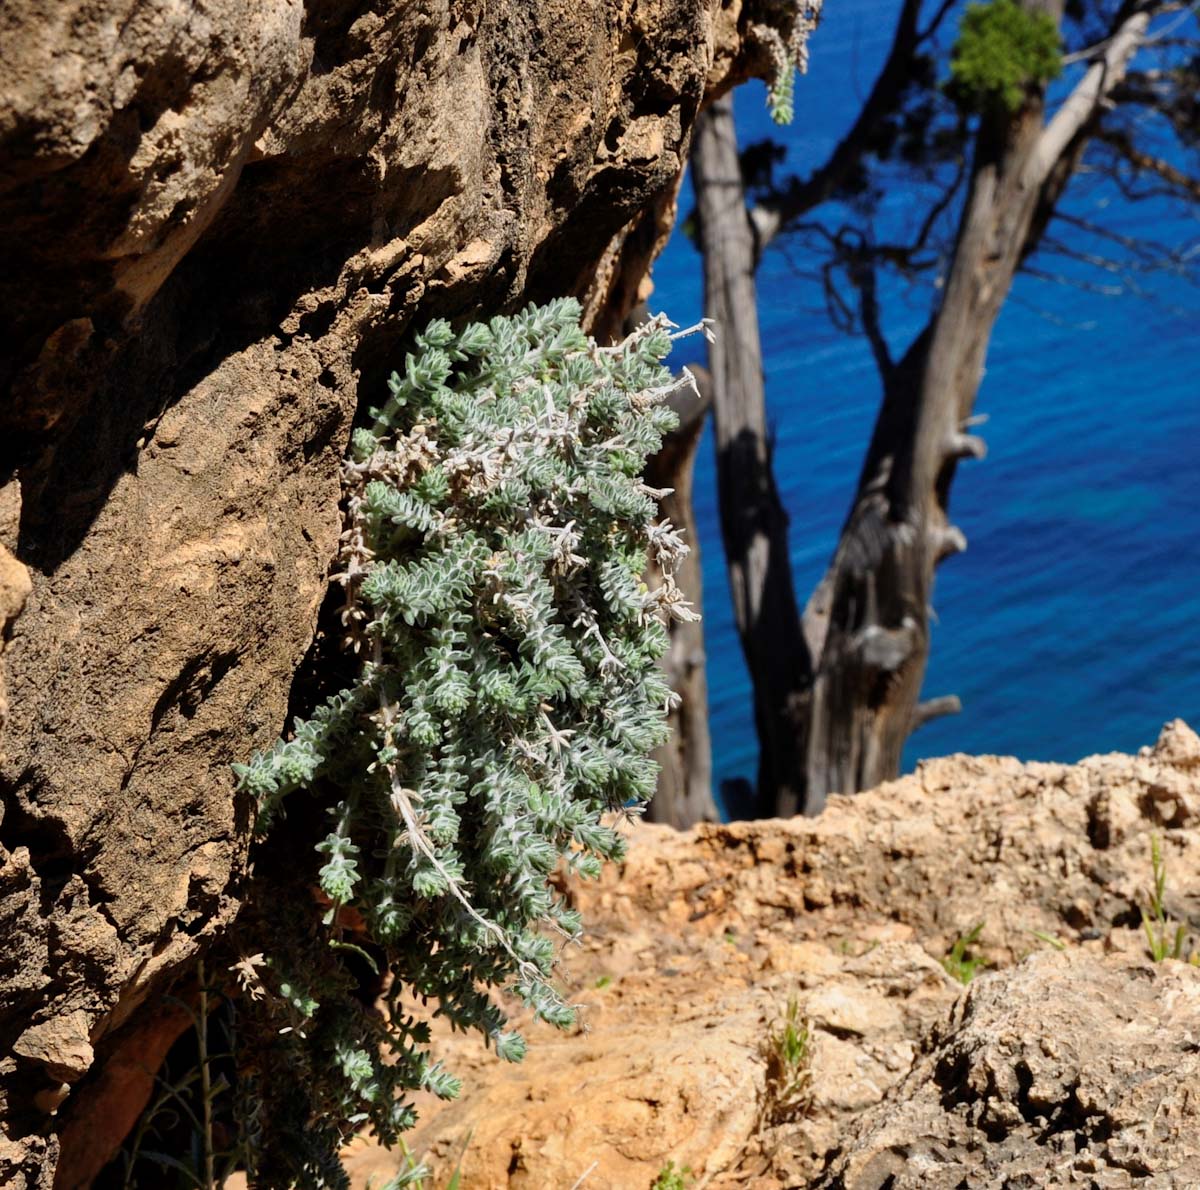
947,0,1062,115
232,300,700,1185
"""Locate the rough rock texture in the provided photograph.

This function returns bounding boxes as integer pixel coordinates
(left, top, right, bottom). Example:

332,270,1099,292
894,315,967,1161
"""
0,2,776,1182
818,952,1200,1188
343,723,1200,1189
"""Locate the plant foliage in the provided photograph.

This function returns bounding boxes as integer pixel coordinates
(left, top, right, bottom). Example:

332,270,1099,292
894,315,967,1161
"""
941,921,989,984
650,1161,695,1190
947,0,1062,116
752,0,825,124
233,299,700,1185
1141,833,1195,963
760,994,813,1125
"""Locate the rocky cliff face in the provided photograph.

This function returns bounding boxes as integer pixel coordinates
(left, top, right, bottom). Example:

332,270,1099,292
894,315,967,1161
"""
0,3,773,1182
347,723,1200,1188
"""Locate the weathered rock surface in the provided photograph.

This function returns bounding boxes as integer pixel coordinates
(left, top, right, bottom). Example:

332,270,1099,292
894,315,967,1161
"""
344,723,1200,1189
818,952,1200,1189
0,2,776,1182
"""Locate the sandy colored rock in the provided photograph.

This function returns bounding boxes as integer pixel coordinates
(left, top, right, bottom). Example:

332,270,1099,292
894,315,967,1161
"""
0,1,782,1181
346,724,1200,1189
805,983,903,1037
818,952,1200,1188
10,1011,93,1083
0,539,30,756
344,932,957,1190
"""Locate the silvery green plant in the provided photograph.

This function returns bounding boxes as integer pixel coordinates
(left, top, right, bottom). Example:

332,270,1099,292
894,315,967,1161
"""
233,298,701,1185
752,0,824,124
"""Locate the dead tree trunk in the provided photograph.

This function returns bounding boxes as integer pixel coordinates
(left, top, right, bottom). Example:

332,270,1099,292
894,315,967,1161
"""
691,94,812,818
800,0,1150,810
643,370,719,828
691,1,1151,815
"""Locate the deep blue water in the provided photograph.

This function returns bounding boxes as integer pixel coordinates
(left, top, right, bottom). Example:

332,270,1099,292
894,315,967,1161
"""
649,0,1200,806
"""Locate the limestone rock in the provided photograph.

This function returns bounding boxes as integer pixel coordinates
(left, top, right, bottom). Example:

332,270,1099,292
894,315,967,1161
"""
0,539,30,754
818,952,1200,1188
354,725,1200,1189
0,1,776,1181
10,1011,93,1083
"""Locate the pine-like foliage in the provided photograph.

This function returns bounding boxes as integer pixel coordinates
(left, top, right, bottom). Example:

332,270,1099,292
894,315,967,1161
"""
947,0,1062,116
233,299,700,1185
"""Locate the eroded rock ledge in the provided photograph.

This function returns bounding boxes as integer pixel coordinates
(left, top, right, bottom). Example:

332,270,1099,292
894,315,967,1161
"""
350,723,1200,1188
0,2,775,1182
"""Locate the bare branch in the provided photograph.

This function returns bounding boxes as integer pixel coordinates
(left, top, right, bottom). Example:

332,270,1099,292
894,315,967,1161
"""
932,523,967,564
1094,126,1200,201
848,249,894,379
1038,233,1132,275
910,694,962,732
918,0,960,41
754,0,927,248
1022,264,1127,296
1028,7,1152,188
941,431,987,462
1051,208,1178,261
910,144,970,254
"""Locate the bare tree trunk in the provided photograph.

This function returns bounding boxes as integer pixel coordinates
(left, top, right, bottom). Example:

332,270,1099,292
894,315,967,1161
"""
644,372,718,828
800,0,1149,810
691,94,812,818
690,1,1149,815
802,107,1056,809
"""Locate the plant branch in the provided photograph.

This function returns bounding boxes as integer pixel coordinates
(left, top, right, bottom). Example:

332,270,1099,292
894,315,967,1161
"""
1028,4,1153,188
1094,125,1200,200
910,694,962,732
754,0,929,249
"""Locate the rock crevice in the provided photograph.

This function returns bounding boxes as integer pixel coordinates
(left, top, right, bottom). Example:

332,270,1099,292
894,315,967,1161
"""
0,2,771,1182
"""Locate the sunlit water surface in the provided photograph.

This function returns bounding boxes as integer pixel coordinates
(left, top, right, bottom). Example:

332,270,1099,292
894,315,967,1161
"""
649,0,1200,810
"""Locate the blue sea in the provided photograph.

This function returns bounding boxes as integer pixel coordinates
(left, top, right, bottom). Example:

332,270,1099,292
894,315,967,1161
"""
649,0,1200,807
